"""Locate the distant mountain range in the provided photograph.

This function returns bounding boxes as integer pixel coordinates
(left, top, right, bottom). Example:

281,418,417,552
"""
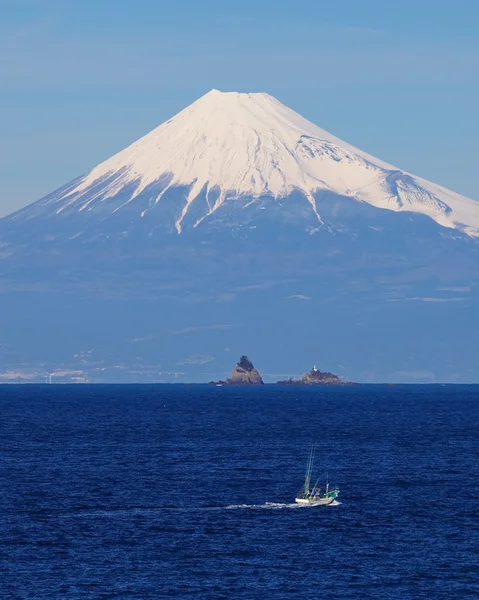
0,90,478,383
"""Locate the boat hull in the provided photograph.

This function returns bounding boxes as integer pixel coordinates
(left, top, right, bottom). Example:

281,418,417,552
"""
295,497,334,506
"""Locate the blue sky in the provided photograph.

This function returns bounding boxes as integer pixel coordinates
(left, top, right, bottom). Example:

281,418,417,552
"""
1,0,478,216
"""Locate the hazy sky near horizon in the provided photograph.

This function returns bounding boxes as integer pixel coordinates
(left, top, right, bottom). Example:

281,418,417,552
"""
1,0,478,216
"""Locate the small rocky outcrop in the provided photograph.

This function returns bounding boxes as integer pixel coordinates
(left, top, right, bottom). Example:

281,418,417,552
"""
209,355,264,385
277,365,352,386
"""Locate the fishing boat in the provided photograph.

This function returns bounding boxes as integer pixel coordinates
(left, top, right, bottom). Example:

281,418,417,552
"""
295,445,340,505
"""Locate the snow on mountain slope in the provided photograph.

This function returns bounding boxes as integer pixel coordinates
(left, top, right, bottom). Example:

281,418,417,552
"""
13,89,479,236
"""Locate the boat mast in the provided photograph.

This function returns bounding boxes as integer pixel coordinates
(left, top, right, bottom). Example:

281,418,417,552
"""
303,443,315,494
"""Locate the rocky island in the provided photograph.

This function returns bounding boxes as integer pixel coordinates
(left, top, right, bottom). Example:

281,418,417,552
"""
209,355,264,386
277,365,352,385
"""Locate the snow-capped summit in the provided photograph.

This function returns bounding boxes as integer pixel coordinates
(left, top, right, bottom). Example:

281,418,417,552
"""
9,89,479,236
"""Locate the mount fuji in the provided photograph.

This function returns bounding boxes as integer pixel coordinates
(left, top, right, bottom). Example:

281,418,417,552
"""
6,89,479,238
1,90,478,383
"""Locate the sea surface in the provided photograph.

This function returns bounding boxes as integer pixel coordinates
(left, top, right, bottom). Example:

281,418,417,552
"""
1,384,478,599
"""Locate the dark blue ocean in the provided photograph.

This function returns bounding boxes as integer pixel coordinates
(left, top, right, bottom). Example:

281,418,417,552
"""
1,384,477,599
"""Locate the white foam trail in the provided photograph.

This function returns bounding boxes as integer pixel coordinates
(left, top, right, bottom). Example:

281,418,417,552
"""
225,503,299,510
60,501,343,518
223,502,337,510
224,500,342,510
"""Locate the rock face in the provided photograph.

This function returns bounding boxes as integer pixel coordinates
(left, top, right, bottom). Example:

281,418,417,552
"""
278,366,351,385
224,355,264,385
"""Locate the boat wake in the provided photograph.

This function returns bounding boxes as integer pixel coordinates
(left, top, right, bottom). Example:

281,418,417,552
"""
224,502,301,510
224,501,341,510
56,500,343,519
